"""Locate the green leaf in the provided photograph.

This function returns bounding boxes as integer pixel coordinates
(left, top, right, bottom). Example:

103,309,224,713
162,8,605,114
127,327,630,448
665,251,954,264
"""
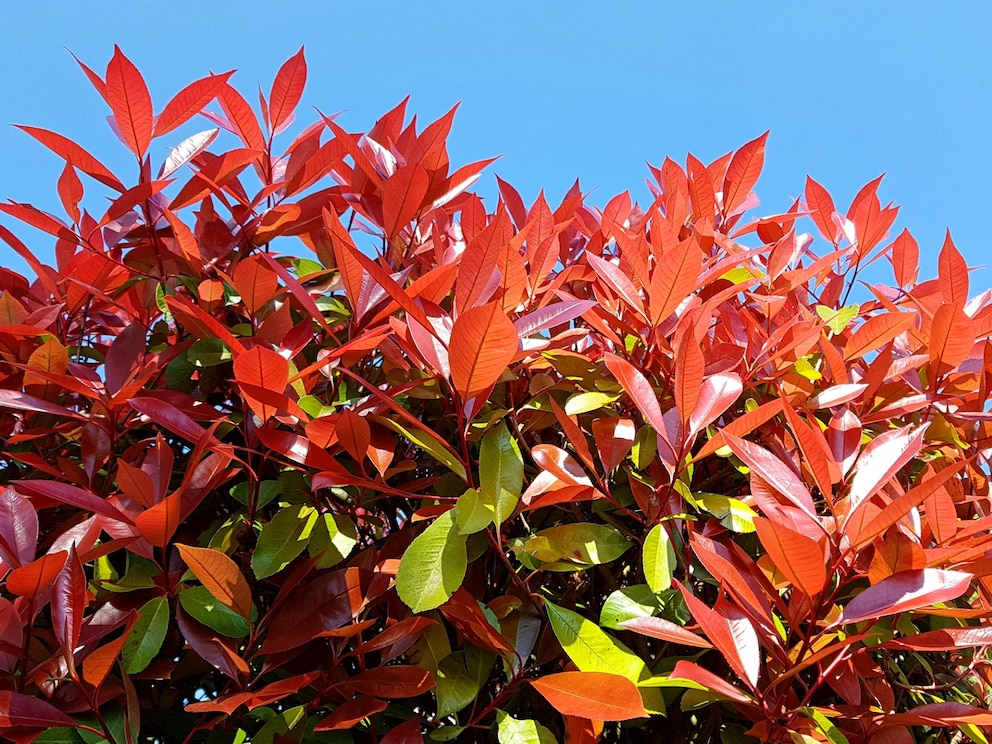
251,504,319,579
496,711,558,744
101,553,157,593
817,303,859,334
691,493,757,533
455,488,493,535
631,425,657,470
396,509,468,612
643,523,676,594
122,596,169,674
409,618,452,674
600,585,660,630
564,391,617,416
32,729,84,743
436,652,483,717
544,600,648,682
253,705,306,744
377,417,467,481
479,422,524,526
804,707,851,744
230,480,279,510
521,523,630,567
188,337,232,367
308,512,358,568
179,585,251,638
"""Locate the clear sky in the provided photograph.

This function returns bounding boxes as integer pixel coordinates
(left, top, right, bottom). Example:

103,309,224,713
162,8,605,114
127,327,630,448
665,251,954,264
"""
1,1,990,291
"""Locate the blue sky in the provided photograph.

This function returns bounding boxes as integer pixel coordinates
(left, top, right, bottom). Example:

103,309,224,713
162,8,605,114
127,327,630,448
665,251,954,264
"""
1,1,990,291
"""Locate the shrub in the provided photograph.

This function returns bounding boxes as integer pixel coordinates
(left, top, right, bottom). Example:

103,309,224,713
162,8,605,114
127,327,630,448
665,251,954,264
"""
1,47,991,744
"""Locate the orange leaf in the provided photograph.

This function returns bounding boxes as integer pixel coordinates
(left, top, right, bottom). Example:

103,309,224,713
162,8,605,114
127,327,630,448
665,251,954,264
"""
5,551,67,597
890,228,919,287
382,162,430,240
135,491,183,548
649,236,702,325
176,544,253,619
105,46,154,158
843,312,914,361
233,254,281,316
268,47,307,133
233,347,290,420
722,131,768,215
530,672,647,721
753,517,827,597
937,229,969,309
449,302,517,400
82,634,127,689
928,304,975,375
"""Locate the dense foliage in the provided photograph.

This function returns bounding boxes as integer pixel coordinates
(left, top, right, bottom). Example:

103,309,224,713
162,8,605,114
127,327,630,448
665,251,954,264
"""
1,47,992,743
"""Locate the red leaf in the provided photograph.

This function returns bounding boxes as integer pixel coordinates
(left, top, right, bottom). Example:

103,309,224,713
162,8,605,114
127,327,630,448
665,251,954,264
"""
233,254,281,317
882,702,992,727
315,696,388,731
449,302,517,400
882,625,992,651
530,672,647,721
382,162,430,239
176,606,248,682
889,228,919,287
82,633,128,689
5,551,68,597
846,424,927,520
380,717,424,744
53,546,86,665
677,583,759,689
928,303,975,374
649,237,703,326
686,153,715,222
619,616,713,649
135,491,183,548
804,176,839,244
455,211,510,312
674,332,704,435
105,46,153,158
57,162,83,224
233,347,290,421
268,47,307,133
591,417,635,473
753,517,827,597
843,312,915,361
722,131,768,216
259,571,354,655
336,409,371,463
721,433,817,519
218,84,266,152
0,690,77,728
586,253,647,320
155,72,234,137
15,125,125,191
669,660,752,704
14,480,130,522
176,544,253,619
937,229,969,309
0,486,38,568
781,403,837,501
837,569,972,625
341,665,434,698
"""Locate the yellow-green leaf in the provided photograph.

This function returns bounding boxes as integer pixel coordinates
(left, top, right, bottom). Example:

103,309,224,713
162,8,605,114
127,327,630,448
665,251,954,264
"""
396,509,467,612
643,523,676,593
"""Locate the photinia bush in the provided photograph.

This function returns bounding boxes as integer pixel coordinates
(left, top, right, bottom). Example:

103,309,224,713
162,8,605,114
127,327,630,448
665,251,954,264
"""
1,47,992,743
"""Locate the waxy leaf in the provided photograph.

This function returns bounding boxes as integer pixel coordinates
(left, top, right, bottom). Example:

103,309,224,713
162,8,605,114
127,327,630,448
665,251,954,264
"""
176,543,252,619
530,672,647,721
544,600,648,682
0,691,77,728
752,517,826,597
122,596,170,674
496,711,557,744
522,523,630,567
449,303,517,400
252,504,319,579
179,586,251,638
105,46,153,158
642,522,676,593
0,486,38,567
837,569,973,626
620,616,713,649
396,509,467,612
5,551,67,596
478,422,524,526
